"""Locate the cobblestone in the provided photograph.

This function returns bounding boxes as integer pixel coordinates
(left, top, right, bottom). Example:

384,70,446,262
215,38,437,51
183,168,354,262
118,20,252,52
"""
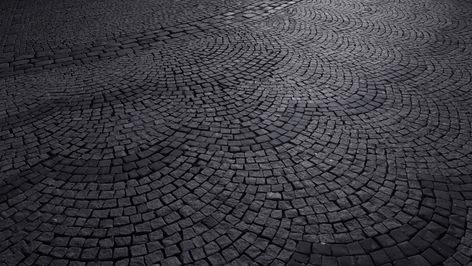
1,0,472,265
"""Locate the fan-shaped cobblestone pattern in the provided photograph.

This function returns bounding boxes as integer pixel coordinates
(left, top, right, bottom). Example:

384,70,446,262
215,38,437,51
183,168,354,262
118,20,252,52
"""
1,0,472,265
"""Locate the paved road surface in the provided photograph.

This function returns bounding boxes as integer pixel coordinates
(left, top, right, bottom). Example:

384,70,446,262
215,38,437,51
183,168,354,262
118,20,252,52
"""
1,0,472,265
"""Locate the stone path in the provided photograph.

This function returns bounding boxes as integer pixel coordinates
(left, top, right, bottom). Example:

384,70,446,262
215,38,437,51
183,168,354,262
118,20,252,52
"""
1,0,472,265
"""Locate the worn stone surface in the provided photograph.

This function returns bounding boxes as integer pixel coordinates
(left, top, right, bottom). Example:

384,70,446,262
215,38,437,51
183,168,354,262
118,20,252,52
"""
1,0,472,265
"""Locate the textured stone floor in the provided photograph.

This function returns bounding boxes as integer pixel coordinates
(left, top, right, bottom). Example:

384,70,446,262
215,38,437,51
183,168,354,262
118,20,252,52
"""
1,0,472,265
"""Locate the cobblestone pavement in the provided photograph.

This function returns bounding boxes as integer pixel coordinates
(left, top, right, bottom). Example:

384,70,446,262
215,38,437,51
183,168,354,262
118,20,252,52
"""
1,0,472,265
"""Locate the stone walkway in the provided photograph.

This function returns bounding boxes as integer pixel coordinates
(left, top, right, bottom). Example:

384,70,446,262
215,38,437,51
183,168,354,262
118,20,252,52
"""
1,0,472,265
